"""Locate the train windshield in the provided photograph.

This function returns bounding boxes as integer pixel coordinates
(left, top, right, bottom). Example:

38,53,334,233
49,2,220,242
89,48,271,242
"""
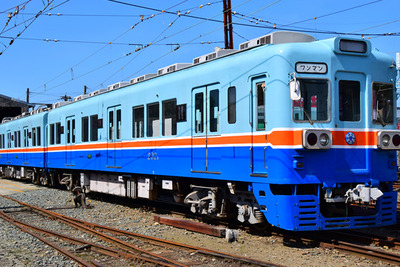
372,82,394,126
293,79,329,123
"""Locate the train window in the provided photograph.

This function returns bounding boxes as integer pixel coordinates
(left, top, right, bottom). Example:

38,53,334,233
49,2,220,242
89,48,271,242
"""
293,79,329,122
14,131,17,147
0,134,2,149
116,109,121,140
372,82,394,125
228,86,236,124
256,83,265,130
162,99,177,136
7,132,11,148
132,106,144,138
32,128,36,146
177,104,187,122
209,89,219,132
23,128,29,147
37,127,41,146
49,124,55,145
90,115,98,141
82,117,89,142
56,122,61,144
72,119,76,143
67,120,71,144
108,110,114,140
195,93,204,133
339,80,360,121
16,131,20,147
147,102,159,137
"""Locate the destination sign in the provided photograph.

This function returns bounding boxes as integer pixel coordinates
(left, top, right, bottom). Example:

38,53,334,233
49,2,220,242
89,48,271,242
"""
295,63,327,74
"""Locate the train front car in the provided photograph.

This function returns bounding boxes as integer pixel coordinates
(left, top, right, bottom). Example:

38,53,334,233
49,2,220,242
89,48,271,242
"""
251,34,398,231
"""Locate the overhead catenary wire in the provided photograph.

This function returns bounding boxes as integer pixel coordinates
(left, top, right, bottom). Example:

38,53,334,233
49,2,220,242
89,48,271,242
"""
28,0,223,98
0,0,71,55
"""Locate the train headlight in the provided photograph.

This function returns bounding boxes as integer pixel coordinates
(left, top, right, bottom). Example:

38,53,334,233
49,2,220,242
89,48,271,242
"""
377,131,400,150
319,133,330,146
303,129,332,150
382,135,390,146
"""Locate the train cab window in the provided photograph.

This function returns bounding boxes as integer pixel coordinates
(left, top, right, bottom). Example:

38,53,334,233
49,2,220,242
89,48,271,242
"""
228,86,236,124
90,115,98,141
339,80,360,121
82,117,89,142
132,106,144,138
372,82,394,125
162,99,177,136
195,93,204,133
209,89,219,132
293,79,329,122
36,127,41,146
50,124,55,145
147,102,159,137
56,122,61,144
257,82,265,130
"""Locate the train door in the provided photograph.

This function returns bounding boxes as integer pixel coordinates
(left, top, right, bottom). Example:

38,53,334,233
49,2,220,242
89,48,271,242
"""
107,106,122,168
23,127,29,164
250,77,268,176
6,131,11,163
65,116,75,166
335,72,367,173
191,84,221,173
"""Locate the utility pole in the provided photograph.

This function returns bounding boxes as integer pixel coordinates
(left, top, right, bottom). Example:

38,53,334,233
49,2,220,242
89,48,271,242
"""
84,85,87,95
26,88,29,103
223,0,233,49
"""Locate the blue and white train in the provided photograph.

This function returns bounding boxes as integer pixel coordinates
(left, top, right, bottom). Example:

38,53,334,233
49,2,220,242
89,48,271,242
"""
0,31,398,231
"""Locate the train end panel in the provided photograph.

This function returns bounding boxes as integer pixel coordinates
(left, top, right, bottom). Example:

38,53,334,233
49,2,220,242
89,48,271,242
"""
252,182,397,231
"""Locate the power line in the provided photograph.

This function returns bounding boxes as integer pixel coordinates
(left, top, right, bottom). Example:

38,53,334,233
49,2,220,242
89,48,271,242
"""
0,35,222,46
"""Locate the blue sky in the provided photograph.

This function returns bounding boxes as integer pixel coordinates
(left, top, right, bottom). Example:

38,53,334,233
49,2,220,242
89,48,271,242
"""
0,0,399,104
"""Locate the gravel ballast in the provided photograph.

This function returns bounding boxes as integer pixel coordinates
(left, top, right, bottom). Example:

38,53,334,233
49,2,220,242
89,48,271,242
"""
0,186,396,266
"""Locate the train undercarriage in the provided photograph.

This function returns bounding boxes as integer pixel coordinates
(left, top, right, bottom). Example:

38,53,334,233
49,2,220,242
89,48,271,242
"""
0,165,266,225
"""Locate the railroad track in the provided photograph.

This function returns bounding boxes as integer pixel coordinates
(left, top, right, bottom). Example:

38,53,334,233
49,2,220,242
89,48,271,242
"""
0,194,278,267
275,230,400,265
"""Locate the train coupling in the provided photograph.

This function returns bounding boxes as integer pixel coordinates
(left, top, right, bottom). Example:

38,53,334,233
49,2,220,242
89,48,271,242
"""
344,184,383,204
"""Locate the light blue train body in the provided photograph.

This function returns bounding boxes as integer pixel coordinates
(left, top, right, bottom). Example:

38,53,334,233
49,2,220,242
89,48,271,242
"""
0,31,398,230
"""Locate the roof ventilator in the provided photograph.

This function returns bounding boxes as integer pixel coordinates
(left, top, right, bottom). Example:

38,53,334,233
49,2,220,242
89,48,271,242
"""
239,31,315,50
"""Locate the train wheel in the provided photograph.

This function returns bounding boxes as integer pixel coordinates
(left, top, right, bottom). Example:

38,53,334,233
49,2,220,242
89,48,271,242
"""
32,171,40,185
39,173,49,186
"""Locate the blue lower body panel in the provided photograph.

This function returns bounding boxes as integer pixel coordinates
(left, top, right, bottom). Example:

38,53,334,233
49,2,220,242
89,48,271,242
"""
253,183,397,231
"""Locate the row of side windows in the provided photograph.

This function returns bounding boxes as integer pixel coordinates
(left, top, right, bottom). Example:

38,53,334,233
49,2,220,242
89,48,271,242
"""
132,99,181,138
0,127,41,148
46,86,237,144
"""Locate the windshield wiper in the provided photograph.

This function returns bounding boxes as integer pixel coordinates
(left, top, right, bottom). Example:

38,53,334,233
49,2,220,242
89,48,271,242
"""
300,101,314,125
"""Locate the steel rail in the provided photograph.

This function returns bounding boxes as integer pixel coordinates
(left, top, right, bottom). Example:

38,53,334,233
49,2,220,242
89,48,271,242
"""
0,194,191,267
277,231,400,264
0,194,278,267
0,210,96,267
319,240,400,264
0,209,174,266
332,230,400,250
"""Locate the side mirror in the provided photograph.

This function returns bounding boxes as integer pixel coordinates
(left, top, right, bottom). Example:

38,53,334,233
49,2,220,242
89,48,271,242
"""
290,79,301,101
